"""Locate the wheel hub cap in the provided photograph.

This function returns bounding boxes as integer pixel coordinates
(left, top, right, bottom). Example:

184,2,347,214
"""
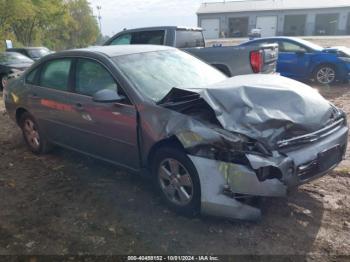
317,67,335,84
23,119,40,149
158,158,193,206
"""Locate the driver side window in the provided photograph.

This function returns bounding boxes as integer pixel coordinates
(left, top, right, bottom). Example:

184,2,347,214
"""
75,59,118,97
279,41,307,53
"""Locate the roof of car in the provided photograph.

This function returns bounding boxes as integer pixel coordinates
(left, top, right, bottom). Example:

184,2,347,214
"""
241,37,301,45
249,37,297,42
118,26,202,32
66,45,175,57
7,47,47,50
1,51,27,56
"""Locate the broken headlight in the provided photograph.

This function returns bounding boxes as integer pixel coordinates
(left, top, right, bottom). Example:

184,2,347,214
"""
186,133,271,166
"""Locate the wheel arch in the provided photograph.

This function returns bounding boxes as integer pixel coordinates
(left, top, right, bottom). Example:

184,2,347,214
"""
310,62,338,78
146,135,186,170
211,64,231,77
15,107,29,125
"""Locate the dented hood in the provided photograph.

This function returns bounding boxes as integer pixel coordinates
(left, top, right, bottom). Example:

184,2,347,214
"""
181,74,336,148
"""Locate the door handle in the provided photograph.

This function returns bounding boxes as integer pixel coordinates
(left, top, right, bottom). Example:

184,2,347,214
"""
74,103,84,111
29,94,40,99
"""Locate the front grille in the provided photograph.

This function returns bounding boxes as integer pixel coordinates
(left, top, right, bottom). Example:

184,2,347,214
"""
297,145,345,181
277,118,345,148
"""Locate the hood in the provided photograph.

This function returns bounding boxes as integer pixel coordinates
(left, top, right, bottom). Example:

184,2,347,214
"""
170,75,337,148
323,46,350,56
5,62,33,70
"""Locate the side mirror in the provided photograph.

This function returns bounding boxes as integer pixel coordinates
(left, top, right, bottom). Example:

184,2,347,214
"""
92,89,125,103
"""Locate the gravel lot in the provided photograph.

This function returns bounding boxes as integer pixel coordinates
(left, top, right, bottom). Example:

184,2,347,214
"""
0,82,350,260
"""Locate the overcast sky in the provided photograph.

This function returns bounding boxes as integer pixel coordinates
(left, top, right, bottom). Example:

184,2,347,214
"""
88,0,221,36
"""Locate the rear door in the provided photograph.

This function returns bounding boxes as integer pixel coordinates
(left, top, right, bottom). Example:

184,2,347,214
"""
26,58,75,144
62,58,139,169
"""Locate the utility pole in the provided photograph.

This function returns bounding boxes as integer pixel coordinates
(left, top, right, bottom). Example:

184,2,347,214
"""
97,5,102,34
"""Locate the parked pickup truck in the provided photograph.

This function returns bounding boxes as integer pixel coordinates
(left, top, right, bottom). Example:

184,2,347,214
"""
104,26,278,76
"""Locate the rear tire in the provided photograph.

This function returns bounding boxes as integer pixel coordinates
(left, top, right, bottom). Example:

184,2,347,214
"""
19,112,52,154
152,146,201,216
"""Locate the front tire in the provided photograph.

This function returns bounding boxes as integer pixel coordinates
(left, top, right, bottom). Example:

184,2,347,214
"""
19,112,52,154
152,147,201,216
314,65,337,85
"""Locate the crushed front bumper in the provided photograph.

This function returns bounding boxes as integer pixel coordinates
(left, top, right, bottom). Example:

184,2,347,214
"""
189,124,348,221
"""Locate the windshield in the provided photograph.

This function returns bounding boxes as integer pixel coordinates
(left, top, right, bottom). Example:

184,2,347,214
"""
28,48,50,58
0,52,33,65
114,50,227,102
338,47,350,57
294,38,323,51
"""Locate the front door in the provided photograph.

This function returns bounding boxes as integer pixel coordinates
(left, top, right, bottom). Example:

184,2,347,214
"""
62,58,139,170
277,40,312,79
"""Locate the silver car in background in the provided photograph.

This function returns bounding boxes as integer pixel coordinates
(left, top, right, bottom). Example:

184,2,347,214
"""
3,45,348,220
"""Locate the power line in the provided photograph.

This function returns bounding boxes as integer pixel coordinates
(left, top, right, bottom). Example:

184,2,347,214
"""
96,5,102,33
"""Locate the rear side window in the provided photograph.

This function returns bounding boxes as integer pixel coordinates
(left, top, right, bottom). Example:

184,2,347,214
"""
110,34,132,45
109,30,165,46
131,30,165,45
279,41,307,53
175,30,205,48
40,59,72,91
75,59,118,96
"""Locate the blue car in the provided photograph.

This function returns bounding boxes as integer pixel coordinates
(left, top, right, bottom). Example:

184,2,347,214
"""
240,37,350,85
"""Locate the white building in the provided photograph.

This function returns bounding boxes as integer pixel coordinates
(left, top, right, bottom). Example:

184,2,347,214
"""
197,0,350,39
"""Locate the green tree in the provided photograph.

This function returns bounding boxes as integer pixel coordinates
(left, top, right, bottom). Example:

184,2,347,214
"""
65,0,100,49
10,0,65,46
0,0,100,50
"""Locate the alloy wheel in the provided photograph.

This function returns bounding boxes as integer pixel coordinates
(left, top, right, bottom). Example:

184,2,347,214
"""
316,67,336,85
23,119,41,150
158,158,194,206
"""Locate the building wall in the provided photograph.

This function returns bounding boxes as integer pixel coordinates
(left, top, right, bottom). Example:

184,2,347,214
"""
198,7,350,37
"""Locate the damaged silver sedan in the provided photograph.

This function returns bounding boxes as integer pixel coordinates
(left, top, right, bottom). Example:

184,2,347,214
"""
4,45,348,221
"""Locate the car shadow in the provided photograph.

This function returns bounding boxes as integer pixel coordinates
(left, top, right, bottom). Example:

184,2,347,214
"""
0,107,327,256
19,146,325,256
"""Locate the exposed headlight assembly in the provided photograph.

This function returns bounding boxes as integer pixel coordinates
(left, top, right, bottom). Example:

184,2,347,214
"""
339,57,350,63
184,131,272,166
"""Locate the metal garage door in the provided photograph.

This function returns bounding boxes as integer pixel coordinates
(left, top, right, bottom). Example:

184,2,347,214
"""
256,16,277,37
201,19,220,39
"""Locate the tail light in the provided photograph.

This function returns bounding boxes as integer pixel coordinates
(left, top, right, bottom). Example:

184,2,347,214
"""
250,50,263,73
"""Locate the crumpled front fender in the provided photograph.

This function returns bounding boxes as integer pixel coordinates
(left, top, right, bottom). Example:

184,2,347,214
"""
189,155,287,221
189,155,263,221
